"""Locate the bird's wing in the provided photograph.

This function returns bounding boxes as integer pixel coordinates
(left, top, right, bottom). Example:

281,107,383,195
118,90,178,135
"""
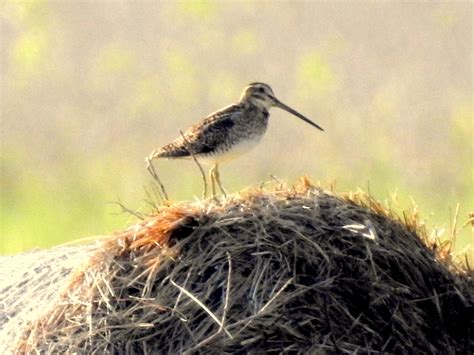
157,104,243,158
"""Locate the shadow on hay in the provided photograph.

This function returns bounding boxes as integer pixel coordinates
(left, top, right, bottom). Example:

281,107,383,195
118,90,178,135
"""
1,179,473,353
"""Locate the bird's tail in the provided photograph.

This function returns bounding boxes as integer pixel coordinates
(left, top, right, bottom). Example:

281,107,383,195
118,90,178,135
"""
149,141,191,160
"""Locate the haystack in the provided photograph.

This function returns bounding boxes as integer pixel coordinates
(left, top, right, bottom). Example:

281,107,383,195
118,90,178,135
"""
1,178,472,353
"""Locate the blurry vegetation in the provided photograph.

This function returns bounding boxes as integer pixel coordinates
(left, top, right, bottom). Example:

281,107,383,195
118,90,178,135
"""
232,30,258,54
297,52,336,96
1,1,472,257
179,0,217,21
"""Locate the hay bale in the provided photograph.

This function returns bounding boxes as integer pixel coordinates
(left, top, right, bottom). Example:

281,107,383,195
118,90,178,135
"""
1,180,473,353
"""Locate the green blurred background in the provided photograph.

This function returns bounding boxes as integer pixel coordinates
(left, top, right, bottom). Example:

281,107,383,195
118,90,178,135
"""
1,1,472,256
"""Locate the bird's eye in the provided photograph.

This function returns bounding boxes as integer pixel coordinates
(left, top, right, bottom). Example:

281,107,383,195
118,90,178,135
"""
258,87,265,93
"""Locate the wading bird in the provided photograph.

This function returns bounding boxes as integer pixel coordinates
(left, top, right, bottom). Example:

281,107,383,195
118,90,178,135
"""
150,82,324,196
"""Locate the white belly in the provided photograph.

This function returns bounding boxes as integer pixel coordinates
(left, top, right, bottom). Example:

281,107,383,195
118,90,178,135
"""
196,137,262,166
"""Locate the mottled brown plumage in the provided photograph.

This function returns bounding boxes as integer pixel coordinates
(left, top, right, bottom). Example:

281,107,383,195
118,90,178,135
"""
156,103,268,164
151,82,323,196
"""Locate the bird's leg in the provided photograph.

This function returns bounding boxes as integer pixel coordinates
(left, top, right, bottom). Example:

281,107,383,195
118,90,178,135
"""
214,164,227,196
209,164,217,198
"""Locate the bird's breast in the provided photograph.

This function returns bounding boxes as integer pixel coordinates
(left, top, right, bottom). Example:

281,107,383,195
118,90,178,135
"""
198,134,264,165
197,112,268,166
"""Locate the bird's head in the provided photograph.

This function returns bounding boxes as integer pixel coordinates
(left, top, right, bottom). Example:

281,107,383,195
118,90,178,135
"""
240,82,324,131
240,82,276,110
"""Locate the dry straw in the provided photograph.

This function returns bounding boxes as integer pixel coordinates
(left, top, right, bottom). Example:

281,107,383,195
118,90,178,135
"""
1,177,472,353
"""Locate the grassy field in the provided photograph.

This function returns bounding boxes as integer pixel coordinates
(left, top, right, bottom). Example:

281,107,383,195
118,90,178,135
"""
1,1,472,257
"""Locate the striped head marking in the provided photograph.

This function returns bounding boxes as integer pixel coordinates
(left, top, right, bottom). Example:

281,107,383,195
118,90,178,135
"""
240,82,276,110
239,82,324,131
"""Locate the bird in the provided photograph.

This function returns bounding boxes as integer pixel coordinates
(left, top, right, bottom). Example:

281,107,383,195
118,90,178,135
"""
150,82,324,197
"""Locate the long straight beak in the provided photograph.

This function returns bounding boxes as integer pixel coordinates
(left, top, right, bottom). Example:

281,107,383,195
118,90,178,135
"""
272,97,324,131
